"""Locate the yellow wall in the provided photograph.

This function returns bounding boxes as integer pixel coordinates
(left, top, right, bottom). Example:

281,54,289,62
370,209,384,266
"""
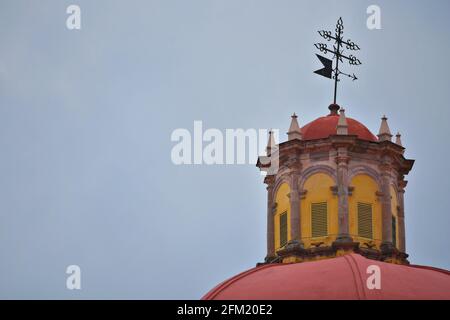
300,173,337,248
349,174,382,248
274,173,389,253
274,182,291,250
390,185,399,249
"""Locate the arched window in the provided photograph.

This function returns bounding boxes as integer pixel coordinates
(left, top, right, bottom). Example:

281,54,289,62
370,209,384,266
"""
301,173,337,247
349,174,382,247
274,183,290,249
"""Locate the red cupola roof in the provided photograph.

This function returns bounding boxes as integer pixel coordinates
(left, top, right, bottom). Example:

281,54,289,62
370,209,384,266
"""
202,254,450,300
301,104,378,142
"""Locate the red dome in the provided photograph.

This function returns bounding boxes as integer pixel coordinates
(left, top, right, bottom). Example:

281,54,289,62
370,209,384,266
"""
301,114,378,142
202,254,450,300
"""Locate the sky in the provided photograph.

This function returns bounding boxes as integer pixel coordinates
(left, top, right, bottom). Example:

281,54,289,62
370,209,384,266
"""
0,0,449,299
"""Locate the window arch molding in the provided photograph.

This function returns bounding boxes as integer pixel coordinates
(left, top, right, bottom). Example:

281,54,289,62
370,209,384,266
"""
348,165,382,188
299,165,337,190
271,175,291,201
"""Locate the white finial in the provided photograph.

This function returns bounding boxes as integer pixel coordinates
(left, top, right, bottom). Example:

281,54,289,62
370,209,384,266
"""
377,115,392,142
287,113,302,141
336,108,348,135
395,132,402,146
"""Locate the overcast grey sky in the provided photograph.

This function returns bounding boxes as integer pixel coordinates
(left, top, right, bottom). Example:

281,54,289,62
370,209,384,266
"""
0,0,449,299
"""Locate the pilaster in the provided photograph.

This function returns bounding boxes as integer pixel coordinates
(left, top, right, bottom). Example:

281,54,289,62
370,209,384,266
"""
264,175,276,262
397,180,407,253
380,162,394,253
334,147,352,243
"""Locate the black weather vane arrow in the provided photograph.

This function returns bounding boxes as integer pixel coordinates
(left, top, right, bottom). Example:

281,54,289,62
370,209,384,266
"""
313,17,361,104
338,70,358,81
314,54,333,79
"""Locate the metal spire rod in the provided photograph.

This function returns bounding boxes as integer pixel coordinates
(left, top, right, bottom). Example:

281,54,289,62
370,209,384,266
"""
333,20,342,104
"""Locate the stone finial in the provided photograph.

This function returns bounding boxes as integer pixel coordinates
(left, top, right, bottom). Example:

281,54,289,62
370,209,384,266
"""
266,130,276,155
336,109,348,135
395,132,405,154
287,113,302,141
395,132,402,146
377,115,393,142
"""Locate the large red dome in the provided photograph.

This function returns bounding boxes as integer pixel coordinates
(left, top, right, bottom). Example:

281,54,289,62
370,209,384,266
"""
301,114,378,142
202,254,450,300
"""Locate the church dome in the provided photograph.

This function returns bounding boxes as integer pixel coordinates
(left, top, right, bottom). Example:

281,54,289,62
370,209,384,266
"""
300,104,378,142
202,254,450,300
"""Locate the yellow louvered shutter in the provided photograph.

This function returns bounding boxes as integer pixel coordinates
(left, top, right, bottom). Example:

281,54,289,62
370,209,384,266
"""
311,202,328,237
279,212,288,247
358,202,373,239
392,215,397,248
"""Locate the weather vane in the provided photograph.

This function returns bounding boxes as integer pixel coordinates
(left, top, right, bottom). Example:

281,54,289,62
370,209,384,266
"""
314,17,361,104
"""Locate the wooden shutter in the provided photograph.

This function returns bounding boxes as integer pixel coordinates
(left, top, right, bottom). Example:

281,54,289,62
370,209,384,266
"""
392,215,397,248
279,212,288,247
311,202,328,237
357,202,373,239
